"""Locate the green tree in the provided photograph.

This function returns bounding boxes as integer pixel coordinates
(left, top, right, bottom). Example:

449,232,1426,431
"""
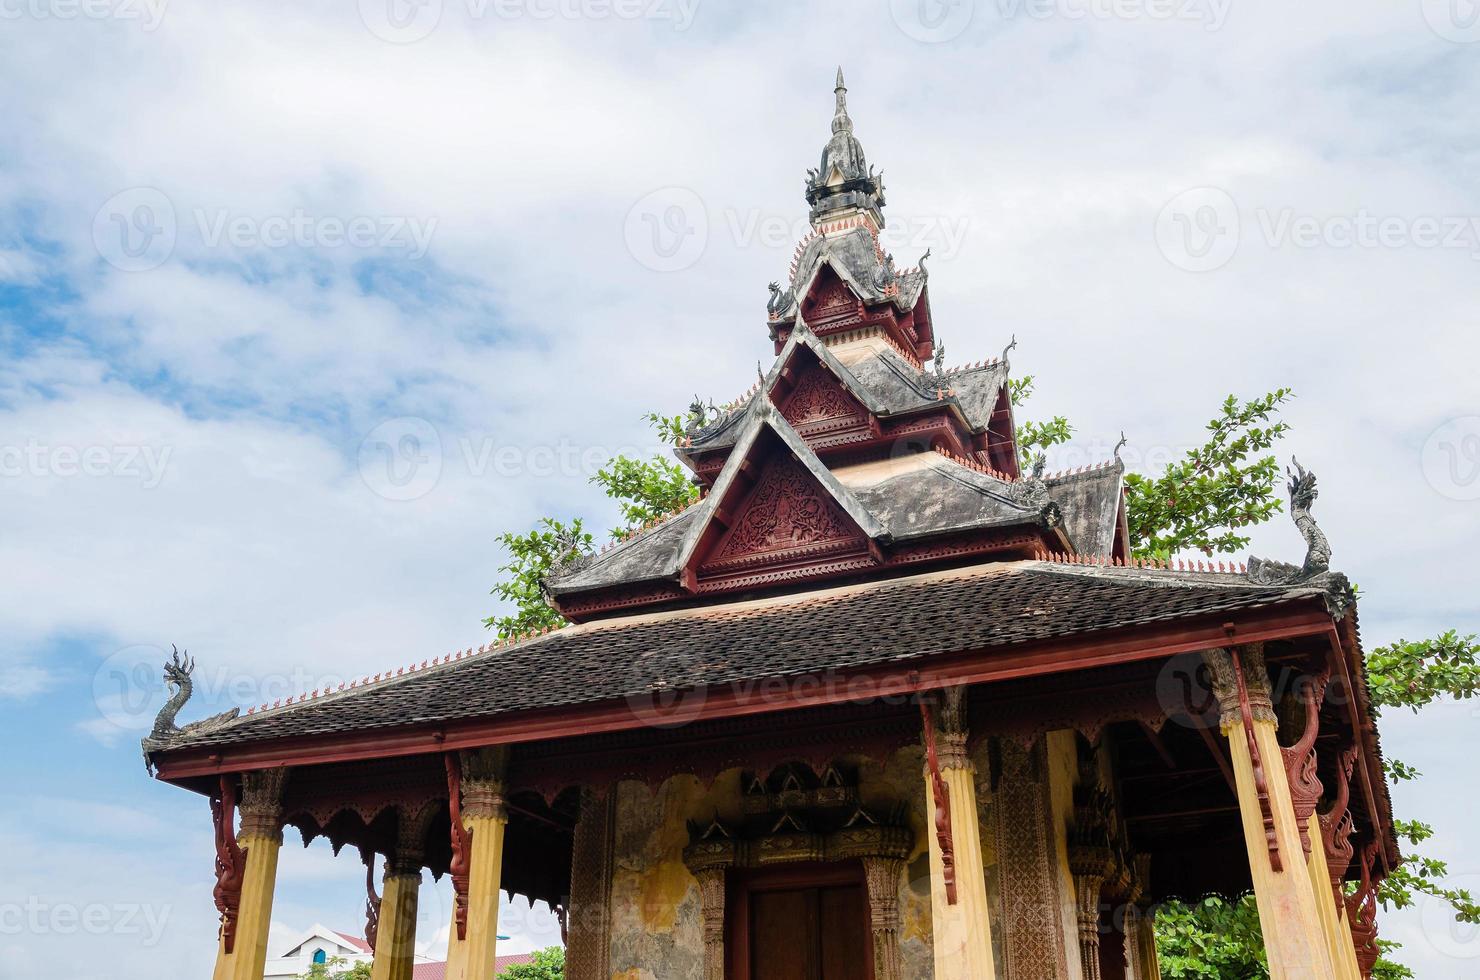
498,946,565,979
296,956,372,980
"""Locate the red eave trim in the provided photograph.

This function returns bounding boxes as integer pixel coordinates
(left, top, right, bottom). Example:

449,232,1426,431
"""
151,597,1335,783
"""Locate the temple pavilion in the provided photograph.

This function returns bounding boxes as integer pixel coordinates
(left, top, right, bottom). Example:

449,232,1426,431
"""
145,72,1397,980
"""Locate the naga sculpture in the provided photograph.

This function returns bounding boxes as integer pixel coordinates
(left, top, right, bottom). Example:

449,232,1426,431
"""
766,281,794,319
148,646,240,742
1248,458,1334,586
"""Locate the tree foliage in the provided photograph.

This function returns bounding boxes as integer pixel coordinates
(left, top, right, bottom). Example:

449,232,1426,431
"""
482,517,592,638
296,957,372,980
497,946,565,979
1122,389,1293,561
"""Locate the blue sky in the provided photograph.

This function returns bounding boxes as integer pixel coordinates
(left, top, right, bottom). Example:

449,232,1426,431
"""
2,1,1479,977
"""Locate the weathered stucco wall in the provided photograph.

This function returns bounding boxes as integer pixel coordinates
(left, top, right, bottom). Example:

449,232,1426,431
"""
605,749,935,980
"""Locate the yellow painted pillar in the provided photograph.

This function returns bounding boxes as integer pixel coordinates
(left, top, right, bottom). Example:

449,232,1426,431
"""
1335,905,1364,980
1306,815,1360,980
1205,647,1336,980
925,687,997,980
445,747,509,980
1136,909,1162,980
370,870,421,980
210,768,289,980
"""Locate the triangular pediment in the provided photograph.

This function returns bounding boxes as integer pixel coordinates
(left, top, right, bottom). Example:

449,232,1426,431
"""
677,406,888,589
701,443,867,576
801,264,862,326
776,351,872,438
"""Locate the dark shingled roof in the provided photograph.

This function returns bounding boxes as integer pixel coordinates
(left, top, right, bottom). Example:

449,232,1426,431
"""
151,561,1330,755
683,328,1007,454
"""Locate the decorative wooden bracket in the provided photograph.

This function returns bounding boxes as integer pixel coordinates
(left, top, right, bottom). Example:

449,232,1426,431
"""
1231,645,1282,873
444,752,472,941
1346,842,1381,980
920,698,958,905
211,775,248,955
1280,669,1329,857
362,849,381,953
1319,743,1359,908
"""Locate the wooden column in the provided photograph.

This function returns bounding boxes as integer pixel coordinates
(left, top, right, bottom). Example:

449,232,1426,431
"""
694,867,726,980
371,805,433,980
1204,646,1336,980
211,767,289,980
924,687,997,980
863,855,906,980
1133,907,1162,980
444,747,509,980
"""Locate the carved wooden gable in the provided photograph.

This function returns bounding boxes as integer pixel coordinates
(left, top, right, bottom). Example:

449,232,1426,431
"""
801,264,862,328
778,360,871,435
698,447,869,582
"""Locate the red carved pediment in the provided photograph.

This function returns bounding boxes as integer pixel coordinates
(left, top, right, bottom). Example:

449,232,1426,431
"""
801,265,861,326
699,450,868,580
778,361,870,433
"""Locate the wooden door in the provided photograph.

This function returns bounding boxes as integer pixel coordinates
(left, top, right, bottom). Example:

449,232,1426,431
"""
731,863,871,980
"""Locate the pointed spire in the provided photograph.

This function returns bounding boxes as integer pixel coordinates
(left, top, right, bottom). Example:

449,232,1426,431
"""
832,67,852,135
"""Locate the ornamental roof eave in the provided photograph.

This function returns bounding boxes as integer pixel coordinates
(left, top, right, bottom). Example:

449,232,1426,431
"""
143,559,1351,772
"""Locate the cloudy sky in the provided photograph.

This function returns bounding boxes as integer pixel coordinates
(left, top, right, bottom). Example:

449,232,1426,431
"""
1,1,1478,977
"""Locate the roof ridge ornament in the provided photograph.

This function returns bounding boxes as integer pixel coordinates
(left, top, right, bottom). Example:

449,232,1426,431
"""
1247,458,1353,614
142,645,240,769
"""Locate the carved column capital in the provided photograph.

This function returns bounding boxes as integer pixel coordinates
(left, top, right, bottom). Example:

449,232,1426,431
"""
459,746,509,821
388,803,437,876
238,767,289,841
1202,645,1277,731
928,685,973,771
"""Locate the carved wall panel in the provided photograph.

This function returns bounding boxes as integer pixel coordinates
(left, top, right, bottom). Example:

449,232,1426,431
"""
994,739,1073,980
